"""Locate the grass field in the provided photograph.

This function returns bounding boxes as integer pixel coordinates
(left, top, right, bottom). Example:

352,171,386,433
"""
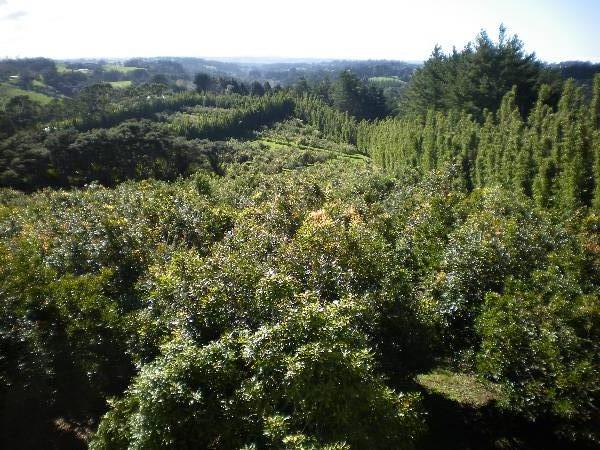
416,369,503,407
368,76,407,88
368,76,405,82
256,138,370,164
56,63,69,73
103,64,145,73
0,83,54,106
32,80,48,88
108,80,133,89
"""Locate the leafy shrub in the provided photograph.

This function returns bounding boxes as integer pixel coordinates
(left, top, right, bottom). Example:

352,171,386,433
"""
92,296,425,450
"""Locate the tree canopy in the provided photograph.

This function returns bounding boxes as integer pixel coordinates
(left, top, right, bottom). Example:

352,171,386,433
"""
402,26,561,120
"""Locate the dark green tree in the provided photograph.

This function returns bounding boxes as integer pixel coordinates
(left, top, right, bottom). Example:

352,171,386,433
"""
402,26,558,121
332,71,388,120
4,95,42,129
263,80,272,94
249,80,265,96
294,76,310,96
401,45,447,115
193,72,213,93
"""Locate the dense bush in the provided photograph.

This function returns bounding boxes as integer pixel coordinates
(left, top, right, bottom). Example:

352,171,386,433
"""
477,277,599,444
92,297,424,450
0,120,239,189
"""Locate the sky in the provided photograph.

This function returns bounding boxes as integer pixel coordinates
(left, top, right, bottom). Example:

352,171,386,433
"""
0,0,598,62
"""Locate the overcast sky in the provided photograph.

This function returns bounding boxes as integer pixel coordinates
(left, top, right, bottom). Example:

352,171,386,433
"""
0,0,598,62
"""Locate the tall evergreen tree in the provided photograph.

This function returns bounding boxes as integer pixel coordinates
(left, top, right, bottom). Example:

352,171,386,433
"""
592,76,600,209
194,73,213,93
593,130,600,210
421,110,437,172
530,85,556,207
496,88,526,191
591,74,600,131
249,80,265,96
402,45,447,115
332,71,364,118
474,111,495,188
402,27,558,121
555,80,588,210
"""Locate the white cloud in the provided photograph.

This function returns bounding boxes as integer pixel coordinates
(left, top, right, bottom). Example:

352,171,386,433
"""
2,10,27,20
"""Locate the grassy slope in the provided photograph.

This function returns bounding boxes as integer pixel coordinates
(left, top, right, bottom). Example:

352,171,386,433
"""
256,137,370,164
0,82,54,106
103,64,145,73
369,76,404,82
108,80,133,89
416,369,503,408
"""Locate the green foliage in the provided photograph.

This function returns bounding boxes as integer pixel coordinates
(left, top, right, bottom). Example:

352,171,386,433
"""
358,110,477,190
591,74,600,130
429,187,557,339
64,91,256,131
193,72,213,93
279,204,389,301
258,118,357,155
0,92,298,190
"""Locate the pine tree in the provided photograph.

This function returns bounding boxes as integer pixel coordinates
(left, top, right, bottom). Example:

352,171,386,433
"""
402,45,447,115
591,74,600,131
530,85,557,207
496,87,524,190
402,27,557,121
555,80,587,211
590,76,600,209
456,112,478,190
332,71,363,118
474,111,495,188
421,110,437,172
593,130,600,210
